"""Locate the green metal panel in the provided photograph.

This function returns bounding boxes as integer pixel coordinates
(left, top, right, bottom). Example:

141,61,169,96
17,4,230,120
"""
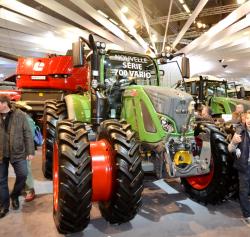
228,97,250,111
121,86,168,143
65,94,91,122
210,96,236,114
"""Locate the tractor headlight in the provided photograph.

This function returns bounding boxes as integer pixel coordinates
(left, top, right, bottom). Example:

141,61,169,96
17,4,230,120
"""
96,41,106,49
101,42,106,49
96,41,101,47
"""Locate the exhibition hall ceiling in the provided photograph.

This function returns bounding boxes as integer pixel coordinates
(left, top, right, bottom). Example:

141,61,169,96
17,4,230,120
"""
0,0,249,82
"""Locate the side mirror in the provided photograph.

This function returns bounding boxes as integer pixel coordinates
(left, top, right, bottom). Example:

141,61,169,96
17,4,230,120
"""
181,56,190,78
191,82,197,95
72,39,84,67
239,86,245,99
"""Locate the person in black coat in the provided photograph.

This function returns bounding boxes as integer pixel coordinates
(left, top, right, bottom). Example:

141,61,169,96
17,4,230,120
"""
228,110,250,225
0,96,35,218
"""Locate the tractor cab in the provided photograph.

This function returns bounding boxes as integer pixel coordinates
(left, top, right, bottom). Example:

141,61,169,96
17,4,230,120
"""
186,76,227,99
103,51,160,119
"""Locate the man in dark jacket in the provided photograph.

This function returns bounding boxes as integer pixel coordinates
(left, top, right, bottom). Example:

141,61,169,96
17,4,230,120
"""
0,95,35,218
228,110,250,225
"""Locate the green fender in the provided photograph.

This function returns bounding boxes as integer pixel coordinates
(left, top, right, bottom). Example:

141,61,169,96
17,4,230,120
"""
64,94,91,123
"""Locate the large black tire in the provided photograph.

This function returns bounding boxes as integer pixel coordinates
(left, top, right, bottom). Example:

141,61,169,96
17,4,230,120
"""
97,119,144,224
53,120,92,234
181,124,237,204
42,100,67,179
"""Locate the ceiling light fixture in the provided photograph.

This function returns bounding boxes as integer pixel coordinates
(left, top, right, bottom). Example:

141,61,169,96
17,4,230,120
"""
119,25,128,32
152,34,157,42
197,21,203,28
237,0,246,4
129,28,136,34
45,31,54,38
97,10,108,18
165,44,172,52
121,6,128,13
182,4,190,13
128,19,136,27
109,18,119,25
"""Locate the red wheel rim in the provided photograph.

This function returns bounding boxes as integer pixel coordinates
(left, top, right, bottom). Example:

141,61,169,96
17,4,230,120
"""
186,158,214,190
53,142,59,211
91,139,115,202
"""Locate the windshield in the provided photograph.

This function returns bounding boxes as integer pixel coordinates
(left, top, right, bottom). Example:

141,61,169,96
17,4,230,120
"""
205,81,227,97
104,51,158,86
159,60,183,88
183,79,227,97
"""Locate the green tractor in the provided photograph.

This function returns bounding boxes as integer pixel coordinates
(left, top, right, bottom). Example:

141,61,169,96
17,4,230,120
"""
45,35,232,234
179,75,250,118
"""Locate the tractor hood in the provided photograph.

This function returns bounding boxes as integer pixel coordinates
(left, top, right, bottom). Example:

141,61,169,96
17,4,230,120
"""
143,86,194,132
228,97,250,111
212,96,250,115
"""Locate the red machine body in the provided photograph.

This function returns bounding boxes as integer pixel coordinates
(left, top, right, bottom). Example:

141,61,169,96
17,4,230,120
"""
15,55,89,117
16,55,88,91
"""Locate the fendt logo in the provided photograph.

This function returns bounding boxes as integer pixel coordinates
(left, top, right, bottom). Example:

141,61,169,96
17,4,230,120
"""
33,62,45,71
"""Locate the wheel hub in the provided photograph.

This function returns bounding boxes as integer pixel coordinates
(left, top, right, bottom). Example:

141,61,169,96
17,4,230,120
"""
91,139,115,201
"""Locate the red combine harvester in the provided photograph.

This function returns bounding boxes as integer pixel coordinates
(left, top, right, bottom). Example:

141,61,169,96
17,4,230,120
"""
0,81,21,101
16,54,88,123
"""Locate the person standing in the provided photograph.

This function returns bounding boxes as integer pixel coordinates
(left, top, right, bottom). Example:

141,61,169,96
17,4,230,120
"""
201,105,213,119
24,110,36,202
195,105,214,123
228,110,250,225
15,101,37,202
0,95,35,218
231,103,244,123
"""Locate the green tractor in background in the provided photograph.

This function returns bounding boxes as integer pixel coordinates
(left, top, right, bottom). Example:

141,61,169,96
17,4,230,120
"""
43,34,233,234
173,74,250,204
179,75,250,118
